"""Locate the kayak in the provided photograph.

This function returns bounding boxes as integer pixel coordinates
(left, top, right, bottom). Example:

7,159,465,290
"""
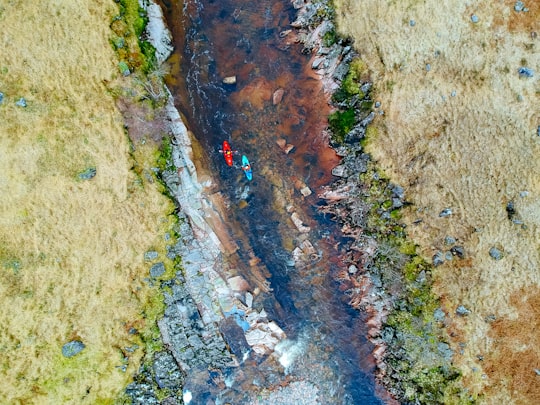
241,155,253,181
222,140,233,166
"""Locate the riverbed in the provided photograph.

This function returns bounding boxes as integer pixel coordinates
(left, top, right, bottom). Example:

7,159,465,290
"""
157,0,388,403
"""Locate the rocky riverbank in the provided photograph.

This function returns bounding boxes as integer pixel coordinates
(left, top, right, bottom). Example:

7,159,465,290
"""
291,0,464,403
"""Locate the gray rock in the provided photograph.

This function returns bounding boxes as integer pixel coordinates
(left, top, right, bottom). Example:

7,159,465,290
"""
438,342,454,362
409,20,416,27
434,308,446,322
439,208,452,217
444,236,456,245
432,251,445,266
451,90,457,97
514,1,525,12
471,14,479,23
425,63,431,72
450,245,465,259
456,305,471,316
144,251,159,261
537,126,540,137
15,97,27,107
78,167,96,180
153,351,184,389
150,262,166,278
0,92,4,104
62,340,85,357
518,67,534,77
489,247,504,260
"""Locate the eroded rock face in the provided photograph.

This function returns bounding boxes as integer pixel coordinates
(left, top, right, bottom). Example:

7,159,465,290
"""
138,0,173,64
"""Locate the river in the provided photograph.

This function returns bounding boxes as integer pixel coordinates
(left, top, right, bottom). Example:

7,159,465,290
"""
159,0,387,403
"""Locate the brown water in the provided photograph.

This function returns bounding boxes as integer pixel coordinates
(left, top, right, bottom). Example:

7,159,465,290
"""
160,0,387,403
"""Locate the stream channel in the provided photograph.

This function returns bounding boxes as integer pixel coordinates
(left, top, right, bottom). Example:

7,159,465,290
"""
158,0,386,403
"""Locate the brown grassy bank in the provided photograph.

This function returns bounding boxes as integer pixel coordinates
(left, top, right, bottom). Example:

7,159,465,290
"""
333,0,539,403
0,0,174,403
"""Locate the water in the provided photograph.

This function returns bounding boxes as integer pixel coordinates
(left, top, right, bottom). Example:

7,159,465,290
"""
160,0,387,403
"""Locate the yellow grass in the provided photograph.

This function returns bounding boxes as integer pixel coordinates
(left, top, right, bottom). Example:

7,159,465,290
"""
0,0,174,403
334,0,539,403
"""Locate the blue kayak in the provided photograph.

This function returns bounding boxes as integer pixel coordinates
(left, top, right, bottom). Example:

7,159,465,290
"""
241,155,253,181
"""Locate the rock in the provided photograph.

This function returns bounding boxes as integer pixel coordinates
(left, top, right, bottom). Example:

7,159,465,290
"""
300,186,312,197
62,340,85,358
332,165,348,177
222,76,237,84
514,1,525,12
228,275,249,292
456,305,471,316
471,14,479,23
272,88,285,105
150,262,166,277
434,308,446,322
153,351,183,389
537,126,540,136
409,20,416,27
141,1,174,64
518,67,534,78
144,250,159,261
348,265,358,274
425,63,431,72
15,97,27,107
439,208,452,217
450,245,465,259
451,90,457,97
0,92,4,104
432,251,445,266
445,236,456,245
283,143,295,154
78,167,97,180
291,212,311,233
489,247,504,260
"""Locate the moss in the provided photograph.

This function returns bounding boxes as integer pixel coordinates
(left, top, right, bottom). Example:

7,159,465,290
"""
328,108,355,142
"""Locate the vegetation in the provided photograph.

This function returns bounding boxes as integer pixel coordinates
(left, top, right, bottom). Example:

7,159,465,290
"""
357,161,469,404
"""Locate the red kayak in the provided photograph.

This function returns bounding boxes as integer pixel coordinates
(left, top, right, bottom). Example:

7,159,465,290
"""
222,140,234,166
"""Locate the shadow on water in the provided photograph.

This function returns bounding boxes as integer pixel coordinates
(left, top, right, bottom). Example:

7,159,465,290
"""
160,0,386,403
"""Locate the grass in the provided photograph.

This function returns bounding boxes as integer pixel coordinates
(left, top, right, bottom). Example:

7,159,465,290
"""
0,0,176,403
334,0,540,403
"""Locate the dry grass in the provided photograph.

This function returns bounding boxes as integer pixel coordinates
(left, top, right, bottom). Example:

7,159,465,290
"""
0,0,174,403
334,0,539,403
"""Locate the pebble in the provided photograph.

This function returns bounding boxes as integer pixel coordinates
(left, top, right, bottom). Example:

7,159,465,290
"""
471,14,479,23
537,126,540,137
425,63,431,72
144,250,159,261
514,1,524,12
62,340,85,358
518,67,534,78
15,97,27,107
150,262,166,277
456,305,471,316
444,236,456,245
0,92,4,104
450,245,466,259
409,20,416,27
439,208,452,217
489,247,504,260
451,90,457,97
78,167,96,180
432,251,445,266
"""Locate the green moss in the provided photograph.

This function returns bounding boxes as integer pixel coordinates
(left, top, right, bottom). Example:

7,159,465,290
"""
328,108,356,143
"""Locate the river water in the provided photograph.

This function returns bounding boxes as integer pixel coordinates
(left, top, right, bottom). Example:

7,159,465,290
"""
160,0,386,403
